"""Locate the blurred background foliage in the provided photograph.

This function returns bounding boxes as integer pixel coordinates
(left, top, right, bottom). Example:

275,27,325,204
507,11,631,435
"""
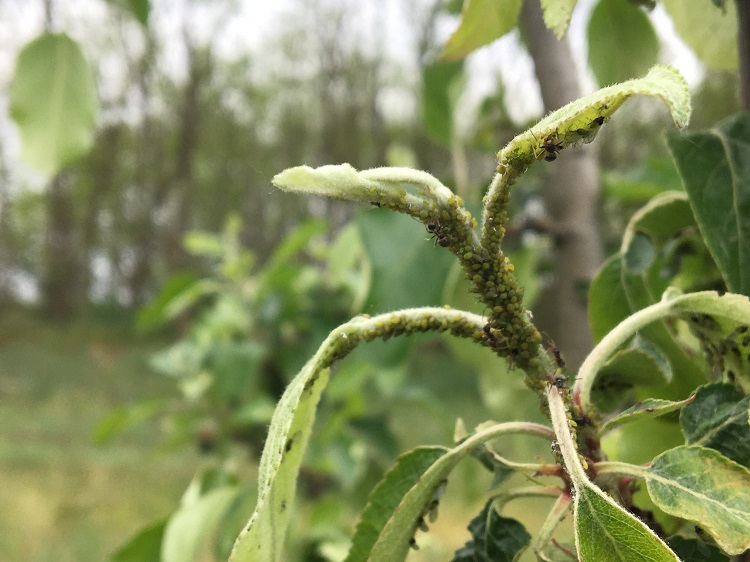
0,0,743,560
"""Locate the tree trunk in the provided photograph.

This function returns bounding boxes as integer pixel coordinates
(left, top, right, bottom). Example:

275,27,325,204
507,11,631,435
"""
518,0,603,369
164,40,204,273
43,173,79,321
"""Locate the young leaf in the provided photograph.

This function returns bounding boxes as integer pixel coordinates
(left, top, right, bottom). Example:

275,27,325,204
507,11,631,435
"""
667,113,750,296
587,0,659,86
229,308,489,562
453,499,531,562
497,65,690,172
9,33,99,175
229,361,332,562
680,383,750,468
442,0,522,61
600,396,694,435
575,484,679,562
661,0,737,70
162,487,239,562
346,447,448,562
646,445,750,555
576,291,750,410
273,164,451,211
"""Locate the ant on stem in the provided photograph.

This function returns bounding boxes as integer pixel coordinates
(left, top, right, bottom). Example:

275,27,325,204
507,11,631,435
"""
426,220,450,248
532,130,565,162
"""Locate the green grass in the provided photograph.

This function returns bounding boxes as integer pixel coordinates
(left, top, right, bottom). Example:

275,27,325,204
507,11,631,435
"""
0,310,200,562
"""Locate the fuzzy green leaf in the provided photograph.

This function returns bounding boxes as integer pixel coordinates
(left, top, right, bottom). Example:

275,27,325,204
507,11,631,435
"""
587,0,659,86
228,360,332,562
680,383,750,468
577,291,750,409
229,308,488,562
498,65,690,171
667,113,750,296
600,396,694,435
9,33,99,175
574,483,679,561
453,500,530,561
273,164,457,218
346,447,447,562
442,0,522,61
646,446,750,555
661,0,737,70
540,0,578,38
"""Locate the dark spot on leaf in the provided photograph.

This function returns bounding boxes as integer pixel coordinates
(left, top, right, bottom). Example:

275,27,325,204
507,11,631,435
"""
285,438,294,453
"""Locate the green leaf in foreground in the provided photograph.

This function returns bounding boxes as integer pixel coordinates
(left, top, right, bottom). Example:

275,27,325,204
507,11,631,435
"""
453,499,530,562
667,113,750,296
9,33,99,175
345,447,447,562
646,445,750,555
575,484,679,562
680,383,750,467
600,396,694,435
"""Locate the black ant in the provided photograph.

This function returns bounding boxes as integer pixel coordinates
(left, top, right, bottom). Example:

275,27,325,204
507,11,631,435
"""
532,131,564,162
551,373,567,390
426,221,450,248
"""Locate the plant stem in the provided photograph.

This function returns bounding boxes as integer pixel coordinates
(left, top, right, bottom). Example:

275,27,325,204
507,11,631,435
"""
547,385,588,488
